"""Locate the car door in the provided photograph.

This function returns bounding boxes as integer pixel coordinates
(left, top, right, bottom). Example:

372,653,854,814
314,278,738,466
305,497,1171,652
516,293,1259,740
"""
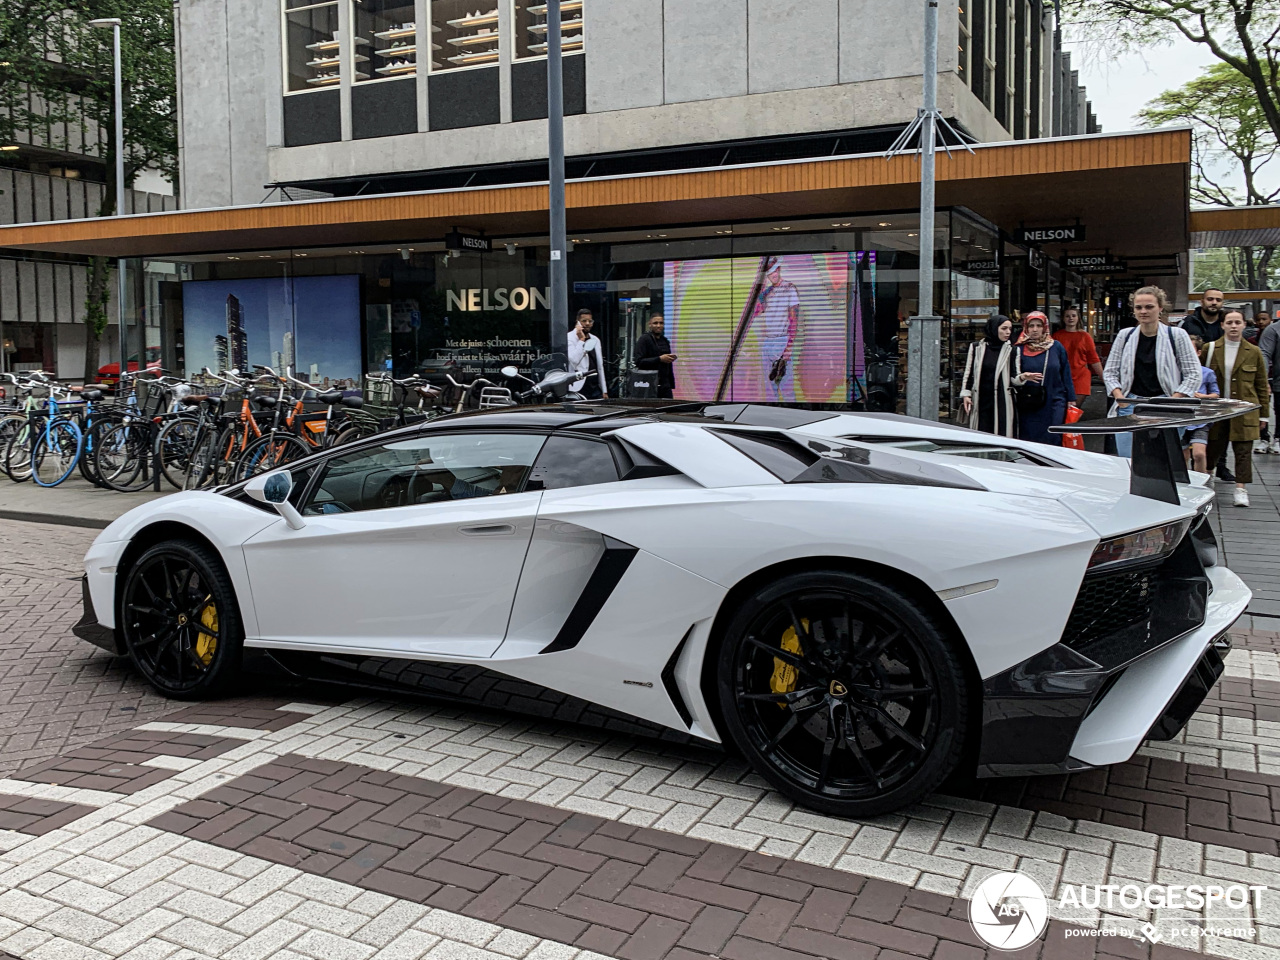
241,431,546,659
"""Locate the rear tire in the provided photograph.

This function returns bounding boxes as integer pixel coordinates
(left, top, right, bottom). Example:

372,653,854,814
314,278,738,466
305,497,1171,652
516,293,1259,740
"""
120,540,243,699
715,570,968,818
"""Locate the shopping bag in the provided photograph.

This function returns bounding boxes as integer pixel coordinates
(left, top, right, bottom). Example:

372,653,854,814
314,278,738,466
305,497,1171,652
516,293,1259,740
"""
1062,403,1084,450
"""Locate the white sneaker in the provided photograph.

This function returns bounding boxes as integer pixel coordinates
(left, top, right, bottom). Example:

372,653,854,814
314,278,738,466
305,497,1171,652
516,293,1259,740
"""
1234,487,1250,507
1256,440,1269,454
1270,439,1280,454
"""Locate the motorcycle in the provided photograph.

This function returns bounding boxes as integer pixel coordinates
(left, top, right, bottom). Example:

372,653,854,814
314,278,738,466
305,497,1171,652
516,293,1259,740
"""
497,365,586,405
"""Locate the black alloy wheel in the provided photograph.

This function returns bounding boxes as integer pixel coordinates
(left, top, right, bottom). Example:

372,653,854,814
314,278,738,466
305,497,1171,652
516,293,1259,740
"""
717,571,968,817
121,541,243,698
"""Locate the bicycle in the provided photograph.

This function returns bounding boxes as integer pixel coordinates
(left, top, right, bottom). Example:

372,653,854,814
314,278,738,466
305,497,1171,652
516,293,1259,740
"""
93,375,198,492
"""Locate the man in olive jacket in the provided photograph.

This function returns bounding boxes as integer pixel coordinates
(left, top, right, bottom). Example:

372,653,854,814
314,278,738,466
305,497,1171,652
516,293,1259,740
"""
1203,309,1271,507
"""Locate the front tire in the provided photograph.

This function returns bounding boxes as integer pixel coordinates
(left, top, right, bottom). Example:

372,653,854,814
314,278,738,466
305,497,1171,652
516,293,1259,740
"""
120,540,243,699
716,571,968,818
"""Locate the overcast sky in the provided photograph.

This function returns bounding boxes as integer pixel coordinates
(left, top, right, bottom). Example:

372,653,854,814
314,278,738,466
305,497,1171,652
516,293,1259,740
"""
1062,31,1218,133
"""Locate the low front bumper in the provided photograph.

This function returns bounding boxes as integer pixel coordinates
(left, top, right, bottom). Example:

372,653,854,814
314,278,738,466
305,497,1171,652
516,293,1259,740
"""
71,575,119,654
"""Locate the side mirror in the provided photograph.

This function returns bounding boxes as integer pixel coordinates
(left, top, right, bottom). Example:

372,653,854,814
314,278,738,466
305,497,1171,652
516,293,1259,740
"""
500,365,519,379
244,470,305,530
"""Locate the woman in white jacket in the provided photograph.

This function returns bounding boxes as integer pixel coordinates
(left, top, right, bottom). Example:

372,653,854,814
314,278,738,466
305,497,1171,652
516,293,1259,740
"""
1103,285,1202,457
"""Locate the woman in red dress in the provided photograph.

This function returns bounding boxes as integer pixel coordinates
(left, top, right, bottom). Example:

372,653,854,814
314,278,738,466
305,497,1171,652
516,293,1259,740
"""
1052,306,1103,402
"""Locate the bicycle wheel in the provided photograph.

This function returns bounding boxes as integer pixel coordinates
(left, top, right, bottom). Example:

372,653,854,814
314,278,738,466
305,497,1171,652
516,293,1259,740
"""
156,417,200,490
3,423,34,482
183,427,222,490
95,422,155,493
330,424,362,448
31,420,82,487
79,415,123,487
0,414,25,452
234,433,310,482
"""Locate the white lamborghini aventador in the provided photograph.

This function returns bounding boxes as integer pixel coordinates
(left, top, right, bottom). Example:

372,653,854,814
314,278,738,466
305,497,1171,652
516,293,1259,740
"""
74,401,1251,817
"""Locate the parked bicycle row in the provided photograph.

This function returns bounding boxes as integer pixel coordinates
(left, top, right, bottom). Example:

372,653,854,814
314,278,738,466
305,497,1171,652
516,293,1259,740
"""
0,360,586,494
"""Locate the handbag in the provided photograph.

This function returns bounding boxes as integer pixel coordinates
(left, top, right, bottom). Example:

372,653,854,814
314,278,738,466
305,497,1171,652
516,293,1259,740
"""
1014,346,1049,412
1061,403,1084,449
768,356,788,382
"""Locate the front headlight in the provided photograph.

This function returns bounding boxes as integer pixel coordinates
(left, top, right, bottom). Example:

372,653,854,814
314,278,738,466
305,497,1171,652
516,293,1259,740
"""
1088,520,1191,571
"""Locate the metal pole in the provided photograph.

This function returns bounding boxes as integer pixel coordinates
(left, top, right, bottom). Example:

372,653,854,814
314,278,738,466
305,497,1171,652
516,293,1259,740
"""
113,23,128,379
905,0,942,420
546,0,567,368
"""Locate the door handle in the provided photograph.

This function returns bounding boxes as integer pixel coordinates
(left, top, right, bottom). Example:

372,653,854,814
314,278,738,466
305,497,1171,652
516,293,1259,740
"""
458,523,516,536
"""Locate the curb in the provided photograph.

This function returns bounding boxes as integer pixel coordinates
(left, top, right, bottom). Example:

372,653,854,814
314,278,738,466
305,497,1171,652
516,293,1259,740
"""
0,510,110,530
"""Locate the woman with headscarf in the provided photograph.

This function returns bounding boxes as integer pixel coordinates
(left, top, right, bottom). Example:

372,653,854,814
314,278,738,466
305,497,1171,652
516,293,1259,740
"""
960,315,1019,437
1016,310,1076,445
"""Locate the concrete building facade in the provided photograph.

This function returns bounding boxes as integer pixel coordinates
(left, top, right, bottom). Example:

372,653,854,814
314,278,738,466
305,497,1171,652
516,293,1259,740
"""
177,0,1098,208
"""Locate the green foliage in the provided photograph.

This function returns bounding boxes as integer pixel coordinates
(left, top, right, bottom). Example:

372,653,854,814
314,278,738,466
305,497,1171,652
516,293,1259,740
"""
0,0,178,212
1060,0,1280,147
1139,63,1278,207
0,1,177,378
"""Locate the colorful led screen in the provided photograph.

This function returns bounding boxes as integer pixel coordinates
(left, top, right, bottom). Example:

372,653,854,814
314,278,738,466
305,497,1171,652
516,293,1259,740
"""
664,253,869,402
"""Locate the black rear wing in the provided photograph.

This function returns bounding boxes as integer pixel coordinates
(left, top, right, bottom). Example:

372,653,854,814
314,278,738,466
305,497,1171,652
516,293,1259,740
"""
1050,398,1258,504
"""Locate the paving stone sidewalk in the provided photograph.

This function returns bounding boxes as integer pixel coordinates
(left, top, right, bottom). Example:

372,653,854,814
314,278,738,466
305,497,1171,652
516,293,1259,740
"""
0,445,1279,959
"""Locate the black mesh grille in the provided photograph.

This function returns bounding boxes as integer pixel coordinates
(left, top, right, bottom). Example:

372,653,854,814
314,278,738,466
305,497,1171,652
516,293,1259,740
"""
1061,568,1156,651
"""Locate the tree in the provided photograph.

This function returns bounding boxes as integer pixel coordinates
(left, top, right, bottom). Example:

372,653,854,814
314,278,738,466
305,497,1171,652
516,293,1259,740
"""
1139,63,1278,293
0,1,177,381
1060,0,1280,147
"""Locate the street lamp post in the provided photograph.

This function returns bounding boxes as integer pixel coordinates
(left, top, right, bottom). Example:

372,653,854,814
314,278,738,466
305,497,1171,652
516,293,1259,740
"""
885,0,971,420
89,17,126,381
546,1,567,367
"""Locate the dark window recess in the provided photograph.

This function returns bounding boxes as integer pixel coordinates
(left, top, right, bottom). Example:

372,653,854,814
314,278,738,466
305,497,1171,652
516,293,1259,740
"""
611,438,680,481
527,436,620,490
283,89,341,146
510,55,586,123
428,66,500,131
710,429,819,481
353,77,417,139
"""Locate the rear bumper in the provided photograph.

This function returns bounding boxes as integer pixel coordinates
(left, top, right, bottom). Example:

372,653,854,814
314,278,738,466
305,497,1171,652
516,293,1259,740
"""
71,575,119,654
1068,564,1247,766
977,562,1248,777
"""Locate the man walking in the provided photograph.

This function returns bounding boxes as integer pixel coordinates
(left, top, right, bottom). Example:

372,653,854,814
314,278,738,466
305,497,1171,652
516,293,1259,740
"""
633,314,676,399
1181,288,1227,343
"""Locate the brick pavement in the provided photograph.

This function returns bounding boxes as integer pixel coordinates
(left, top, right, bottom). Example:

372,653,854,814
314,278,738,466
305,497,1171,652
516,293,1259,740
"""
146,752,1192,960
0,485,1279,960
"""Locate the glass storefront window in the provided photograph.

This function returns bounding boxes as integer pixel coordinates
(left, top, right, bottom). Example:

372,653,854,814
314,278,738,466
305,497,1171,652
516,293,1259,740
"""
284,1,348,92
513,0,584,60
432,0,500,71
356,0,423,80
137,213,995,415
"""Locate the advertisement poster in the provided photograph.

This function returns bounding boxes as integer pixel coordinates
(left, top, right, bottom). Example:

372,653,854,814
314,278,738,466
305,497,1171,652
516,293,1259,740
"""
182,276,361,390
663,253,864,402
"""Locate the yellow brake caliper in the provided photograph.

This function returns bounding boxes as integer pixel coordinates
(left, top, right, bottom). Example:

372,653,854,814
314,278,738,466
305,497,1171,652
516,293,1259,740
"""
195,598,218,665
770,618,808,704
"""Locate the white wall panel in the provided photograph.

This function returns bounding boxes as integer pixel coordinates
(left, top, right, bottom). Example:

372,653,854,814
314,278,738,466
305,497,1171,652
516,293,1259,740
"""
585,0,664,113
747,0,838,95
839,0,922,83
0,260,17,324
664,0,748,104
17,261,36,323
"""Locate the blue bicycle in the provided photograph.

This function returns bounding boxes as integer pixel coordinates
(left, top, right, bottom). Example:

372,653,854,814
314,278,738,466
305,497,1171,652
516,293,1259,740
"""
30,389,85,487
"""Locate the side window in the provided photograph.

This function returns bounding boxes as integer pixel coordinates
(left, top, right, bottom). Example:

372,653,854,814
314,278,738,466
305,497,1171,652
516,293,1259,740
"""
526,436,620,491
302,433,546,515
